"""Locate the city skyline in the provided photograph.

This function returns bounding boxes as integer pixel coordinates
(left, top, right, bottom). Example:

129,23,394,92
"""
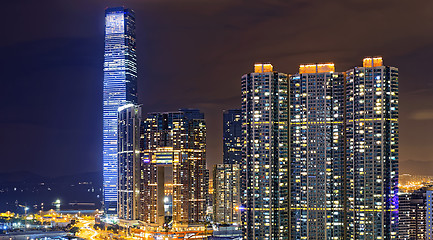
1,0,433,178
2,2,433,239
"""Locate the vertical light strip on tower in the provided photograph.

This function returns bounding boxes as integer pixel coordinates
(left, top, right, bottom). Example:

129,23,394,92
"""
103,7,137,216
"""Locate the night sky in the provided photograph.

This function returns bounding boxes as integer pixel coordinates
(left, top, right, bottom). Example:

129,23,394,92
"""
1,0,433,177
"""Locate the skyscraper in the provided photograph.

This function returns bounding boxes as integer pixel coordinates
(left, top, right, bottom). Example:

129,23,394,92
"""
141,109,207,225
345,57,399,239
289,64,345,239
103,7,137,215
398,187,430,240
213,163,241,224
117,104,141,220
241,63,289,239
218,109,242,225
398,192,411,239
287,58,399,239
223,109,242,165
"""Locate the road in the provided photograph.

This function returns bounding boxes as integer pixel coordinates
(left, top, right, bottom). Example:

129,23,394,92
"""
76,219,99,240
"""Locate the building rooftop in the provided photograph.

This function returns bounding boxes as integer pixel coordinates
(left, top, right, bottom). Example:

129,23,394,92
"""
363,57,383,67
254,63,273,73
299,63,335,74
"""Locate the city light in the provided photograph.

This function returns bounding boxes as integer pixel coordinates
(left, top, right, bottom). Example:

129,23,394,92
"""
4,2,428,240
103,7,137,216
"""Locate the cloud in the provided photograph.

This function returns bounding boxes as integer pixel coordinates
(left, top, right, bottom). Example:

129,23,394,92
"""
411,110,433,120
403,88,433,96
400,160,433,176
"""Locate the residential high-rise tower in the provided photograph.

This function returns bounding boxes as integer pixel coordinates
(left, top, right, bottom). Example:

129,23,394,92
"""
241,63,289,239
103,7,137,215
345,57,399,239
288,58,399,239
289,64,345,239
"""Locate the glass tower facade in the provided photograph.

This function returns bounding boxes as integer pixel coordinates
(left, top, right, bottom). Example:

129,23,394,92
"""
223,109,242,165
117,104,142,220
289,64,345,239
345,57,398,239
103,7,137,215
241,63,289,239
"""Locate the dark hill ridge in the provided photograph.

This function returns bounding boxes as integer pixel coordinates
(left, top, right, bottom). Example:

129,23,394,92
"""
0,171,102,213
0,171,46,184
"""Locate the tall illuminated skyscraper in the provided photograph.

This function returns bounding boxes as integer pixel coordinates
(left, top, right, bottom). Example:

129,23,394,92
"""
345,57,398,239
289,64,345,239
241,63,288,239
103,7,137,215
223,109,242,165
117,104,141,220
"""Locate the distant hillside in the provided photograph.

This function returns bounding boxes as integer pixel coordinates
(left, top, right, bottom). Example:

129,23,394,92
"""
400,160,433,176
0,171,102,213
0,171,46,184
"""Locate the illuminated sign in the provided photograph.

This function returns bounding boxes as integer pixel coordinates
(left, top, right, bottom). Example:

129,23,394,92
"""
154,152,173,165
142,149,186,165
142,153,151,163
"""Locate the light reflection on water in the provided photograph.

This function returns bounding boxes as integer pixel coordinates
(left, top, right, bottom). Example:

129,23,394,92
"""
0,232,82,240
